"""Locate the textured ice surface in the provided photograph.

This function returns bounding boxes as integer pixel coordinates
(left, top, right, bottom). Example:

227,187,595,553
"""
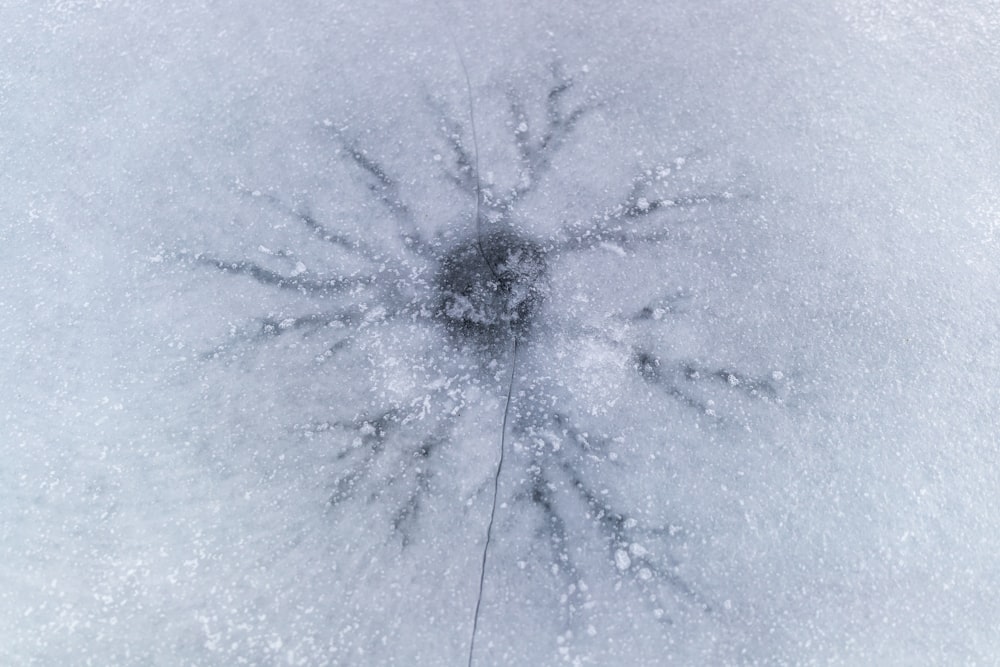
2,1,999,665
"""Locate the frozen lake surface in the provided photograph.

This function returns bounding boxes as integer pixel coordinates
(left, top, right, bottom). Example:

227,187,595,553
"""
2,1,999,664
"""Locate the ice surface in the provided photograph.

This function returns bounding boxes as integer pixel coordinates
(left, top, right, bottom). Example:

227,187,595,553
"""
2,0,999,665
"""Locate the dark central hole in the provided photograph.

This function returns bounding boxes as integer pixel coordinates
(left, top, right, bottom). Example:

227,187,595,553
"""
435,231,547,347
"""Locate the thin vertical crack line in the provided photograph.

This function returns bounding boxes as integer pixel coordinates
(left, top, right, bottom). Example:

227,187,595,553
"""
432,5,510,663
435,0,498,280
469,335,518,667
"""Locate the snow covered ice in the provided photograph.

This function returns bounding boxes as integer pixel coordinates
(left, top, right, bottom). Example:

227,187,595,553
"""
2,1,1000,665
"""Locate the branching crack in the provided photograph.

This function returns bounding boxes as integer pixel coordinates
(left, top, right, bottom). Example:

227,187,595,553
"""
187,53,784,664
633,348,782,417
234,186,377,258
326,130,424,250
195,254,369,295
507,68,594,206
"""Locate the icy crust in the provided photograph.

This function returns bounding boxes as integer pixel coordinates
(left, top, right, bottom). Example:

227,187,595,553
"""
435,231,547,347
8,2,1000,665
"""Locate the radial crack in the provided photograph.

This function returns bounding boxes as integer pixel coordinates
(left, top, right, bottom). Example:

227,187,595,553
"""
557,460,710,613
426,96,479,196
201,311,358,360
505,73,595,207
328,130,424,249
633,349,715,416
234,186,377,257
195,254,370,295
